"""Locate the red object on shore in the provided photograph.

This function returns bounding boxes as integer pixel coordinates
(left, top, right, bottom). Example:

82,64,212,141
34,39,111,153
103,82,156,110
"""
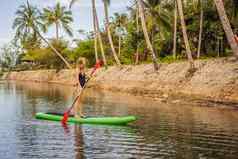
61,60,102,124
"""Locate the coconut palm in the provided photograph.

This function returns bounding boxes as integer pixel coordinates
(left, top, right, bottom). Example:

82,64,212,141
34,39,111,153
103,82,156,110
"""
92,7,98,62
13,0,72,69
176,0,195,69
70,0,107,66
214,0,238,57
42,2,73,40
12,2,45,44
113,13,128,57
137,0,159,71
102,0,121,66
93,1,107,66
143,0,172,43
136,0,172,65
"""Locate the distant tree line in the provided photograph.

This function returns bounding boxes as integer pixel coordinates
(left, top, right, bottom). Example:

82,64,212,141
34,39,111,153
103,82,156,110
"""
1,0,238,71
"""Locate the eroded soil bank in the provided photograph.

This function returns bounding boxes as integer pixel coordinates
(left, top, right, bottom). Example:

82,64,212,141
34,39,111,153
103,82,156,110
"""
2,58,238,104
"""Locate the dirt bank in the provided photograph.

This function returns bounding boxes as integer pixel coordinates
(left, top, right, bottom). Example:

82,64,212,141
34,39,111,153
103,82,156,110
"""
3,58,238,103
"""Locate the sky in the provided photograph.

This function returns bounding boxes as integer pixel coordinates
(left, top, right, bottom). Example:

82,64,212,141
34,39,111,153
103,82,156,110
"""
0,0,132,48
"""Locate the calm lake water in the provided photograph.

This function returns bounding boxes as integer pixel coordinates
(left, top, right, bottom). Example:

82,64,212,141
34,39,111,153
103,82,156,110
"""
0,81,238,159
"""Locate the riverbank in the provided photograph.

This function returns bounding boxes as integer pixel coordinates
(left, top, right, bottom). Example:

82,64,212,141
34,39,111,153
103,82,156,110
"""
3,58,238,104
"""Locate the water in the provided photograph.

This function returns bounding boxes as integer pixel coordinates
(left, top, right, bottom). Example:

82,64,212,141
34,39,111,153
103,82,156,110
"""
0,81,238,159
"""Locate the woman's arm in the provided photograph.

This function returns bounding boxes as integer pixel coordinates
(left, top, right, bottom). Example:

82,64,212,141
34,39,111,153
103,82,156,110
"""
74,68,79,87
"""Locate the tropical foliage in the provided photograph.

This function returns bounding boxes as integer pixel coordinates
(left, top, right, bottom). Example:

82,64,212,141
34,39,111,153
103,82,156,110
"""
0,42,20,70
42,2,73,39
4,0,238,71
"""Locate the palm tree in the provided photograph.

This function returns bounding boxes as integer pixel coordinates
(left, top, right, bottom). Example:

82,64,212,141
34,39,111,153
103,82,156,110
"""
42,2,73,40
214,0,238,57
197,0,203,59
93,0,107,66
12,0,72,69
176,0,195,69
70,0,107,66
92,8,98,62
113,13,128,57
143,0,172,43
12,2,45,45
137,0,159,71
102,0,121,66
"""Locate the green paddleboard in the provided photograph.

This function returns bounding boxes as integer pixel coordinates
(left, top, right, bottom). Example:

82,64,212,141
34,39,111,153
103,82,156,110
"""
35,112,137,125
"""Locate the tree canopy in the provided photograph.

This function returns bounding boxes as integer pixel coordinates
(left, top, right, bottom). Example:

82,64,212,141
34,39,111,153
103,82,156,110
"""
6,0,238,70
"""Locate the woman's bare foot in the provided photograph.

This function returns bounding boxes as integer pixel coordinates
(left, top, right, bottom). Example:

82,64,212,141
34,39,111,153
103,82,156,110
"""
80,114,86,118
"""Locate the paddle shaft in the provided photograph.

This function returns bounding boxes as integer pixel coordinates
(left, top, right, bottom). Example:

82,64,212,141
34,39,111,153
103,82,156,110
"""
66,65,99,114
66,80,88,113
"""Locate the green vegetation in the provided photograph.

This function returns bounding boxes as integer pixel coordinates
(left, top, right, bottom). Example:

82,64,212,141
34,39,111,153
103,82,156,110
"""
0,0,238,71
42,2,73,40
0,42,19,71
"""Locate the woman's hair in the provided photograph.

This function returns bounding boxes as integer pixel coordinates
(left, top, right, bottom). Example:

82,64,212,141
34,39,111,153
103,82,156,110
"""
78,60,83,65
77,58,86,66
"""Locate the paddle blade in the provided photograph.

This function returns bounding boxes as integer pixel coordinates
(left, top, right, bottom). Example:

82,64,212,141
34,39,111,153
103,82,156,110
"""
90,60,103,76
61,112,69,124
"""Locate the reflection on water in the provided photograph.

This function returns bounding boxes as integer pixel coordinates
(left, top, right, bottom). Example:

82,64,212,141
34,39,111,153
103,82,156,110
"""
0,81,238,159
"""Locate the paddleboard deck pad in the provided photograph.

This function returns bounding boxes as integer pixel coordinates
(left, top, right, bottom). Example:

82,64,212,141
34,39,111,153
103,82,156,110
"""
35,112,137,125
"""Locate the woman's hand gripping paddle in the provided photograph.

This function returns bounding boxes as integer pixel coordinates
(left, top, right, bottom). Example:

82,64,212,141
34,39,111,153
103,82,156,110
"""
61,60,102,124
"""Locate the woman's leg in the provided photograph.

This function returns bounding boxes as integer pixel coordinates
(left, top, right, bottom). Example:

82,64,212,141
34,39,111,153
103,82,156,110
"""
73,89,85,118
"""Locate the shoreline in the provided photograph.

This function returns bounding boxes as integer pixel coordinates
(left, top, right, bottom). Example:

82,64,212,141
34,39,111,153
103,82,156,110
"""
2,58,238,104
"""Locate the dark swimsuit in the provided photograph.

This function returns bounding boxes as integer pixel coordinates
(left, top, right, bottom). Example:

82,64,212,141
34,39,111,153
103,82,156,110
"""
79,73,86,88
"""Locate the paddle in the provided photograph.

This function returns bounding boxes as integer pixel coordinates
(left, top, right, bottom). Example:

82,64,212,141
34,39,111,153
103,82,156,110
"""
61,61,102,124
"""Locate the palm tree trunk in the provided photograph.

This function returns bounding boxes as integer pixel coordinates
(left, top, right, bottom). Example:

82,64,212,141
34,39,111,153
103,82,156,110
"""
214,0,238,57
173,1,178,59
103,2,121,66
92,0,98,62
197,0,203,59
118,35,121,57
135,6,139,65
176,0,194,69
217,37,220,57
36,30,72,69
93,0,107,67
137,0,159,71
56,22,59,40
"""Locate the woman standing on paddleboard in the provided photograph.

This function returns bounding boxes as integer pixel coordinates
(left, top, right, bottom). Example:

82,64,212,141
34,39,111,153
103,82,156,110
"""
72,59,103,119
74,58,87,118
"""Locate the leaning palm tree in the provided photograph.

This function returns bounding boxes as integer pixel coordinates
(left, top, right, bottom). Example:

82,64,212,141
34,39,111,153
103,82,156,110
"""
137,0,159,71
42,2,73,40
93,1,107,66
143,0,172,46
70,0,107,66
176,0,195,69
13,0,72,69
214,0,238,57
102,0,121,66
